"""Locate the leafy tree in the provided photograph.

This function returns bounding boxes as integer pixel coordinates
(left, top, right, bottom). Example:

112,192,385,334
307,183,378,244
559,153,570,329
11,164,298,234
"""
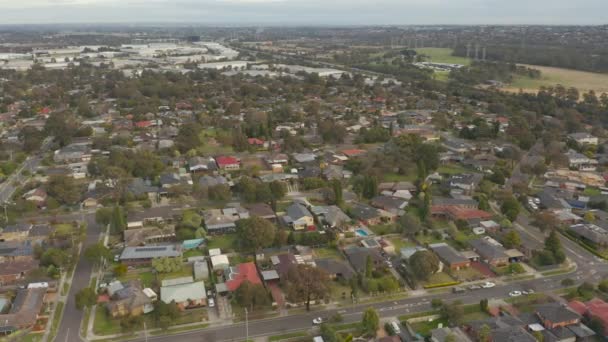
320,323,339,342
532,211,560,232
284,264,330,311
110,205,126,234
75,286,97,310
47,175,81,205
153,300,180,330
365,255,373,278
175,123,202,153
361,307,379,337
544,230,566,264
441,301,464,325
478,324,492,342
397,212,422,236
332,180,343,206
95,207,113,226
409,250,439,281
480,298,489,313
208,184,231,201
234,280,271,311
500,196,520,221
236,217,277,254
120,315,143,332
84,242,111,264
114,263,128,277
40,248,70,268
502,230,521,248
152,257,182,273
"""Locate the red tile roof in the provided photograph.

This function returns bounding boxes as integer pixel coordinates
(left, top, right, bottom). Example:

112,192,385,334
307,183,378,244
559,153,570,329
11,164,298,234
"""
342,149,366,157
569,298,608,335
248,138,265,145
226,262,262,292
135,120,153,128
215,156,240,167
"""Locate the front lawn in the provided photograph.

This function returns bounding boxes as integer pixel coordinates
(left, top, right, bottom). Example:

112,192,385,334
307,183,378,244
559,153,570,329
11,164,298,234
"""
388,237,416,251
411,317,448,337
314,247,343,260
424,272,455,286
369,224,399,236
207,234,239,252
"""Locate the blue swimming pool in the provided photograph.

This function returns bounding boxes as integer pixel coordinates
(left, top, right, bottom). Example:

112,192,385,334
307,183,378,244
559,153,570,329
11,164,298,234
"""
355,229,369,237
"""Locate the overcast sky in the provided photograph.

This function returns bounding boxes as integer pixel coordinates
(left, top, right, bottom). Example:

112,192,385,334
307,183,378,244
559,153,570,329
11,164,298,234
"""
0,0,606,25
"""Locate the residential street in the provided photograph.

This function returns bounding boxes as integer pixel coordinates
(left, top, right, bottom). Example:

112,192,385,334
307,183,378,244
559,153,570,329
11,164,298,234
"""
53,213,103,342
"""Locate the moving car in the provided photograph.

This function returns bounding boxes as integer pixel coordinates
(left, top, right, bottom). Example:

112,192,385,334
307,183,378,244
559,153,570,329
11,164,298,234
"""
481,282,496,288
509,291,522,297
313,317,323,325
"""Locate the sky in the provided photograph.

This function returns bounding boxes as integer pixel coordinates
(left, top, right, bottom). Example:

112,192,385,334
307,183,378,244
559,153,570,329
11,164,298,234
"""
0,0,606,25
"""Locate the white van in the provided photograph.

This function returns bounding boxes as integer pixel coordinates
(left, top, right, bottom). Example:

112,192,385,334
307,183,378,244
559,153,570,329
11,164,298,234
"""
390,321,401,334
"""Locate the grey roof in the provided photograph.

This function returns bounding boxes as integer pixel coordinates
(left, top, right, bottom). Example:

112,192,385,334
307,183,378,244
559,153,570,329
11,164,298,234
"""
0,241,34,258
429,243,468,265
120,244,182,260
127,178,159,196
286,203,312,221
2,223,32,233
469,239,508,261
371,195,408,210
198,175,228,188
535,303,581,324
569,223,608,245
161,280,207,304
349,203,381,221
315,258,355,279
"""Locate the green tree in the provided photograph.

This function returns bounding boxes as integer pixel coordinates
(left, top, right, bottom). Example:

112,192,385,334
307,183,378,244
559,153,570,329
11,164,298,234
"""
409,250,440,281
47,175,81,205
234,280,271,311
397,212,423,236
478,324,492,342
40,248,70,268
332,180,343,206
500,196,520,221
114,263,128,277
544,230,566,264
441,301,464,325
502,230,521,248
95,207,113,226
110,205,126,234
269,181,287,200
365,255,373,278
236,216,277,255
480,298,489,313
152,257,182,273
361,307,380,337
284,264,330,311
84,242,111,264
320,323,339,342
75,287,97,310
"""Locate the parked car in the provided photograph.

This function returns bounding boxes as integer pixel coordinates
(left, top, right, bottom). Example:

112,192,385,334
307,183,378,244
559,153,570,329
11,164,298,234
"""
208,298,215,307
452,286,466,293
313,317,323,325
468,284,481,290
509,291,522,297
481,282,496,288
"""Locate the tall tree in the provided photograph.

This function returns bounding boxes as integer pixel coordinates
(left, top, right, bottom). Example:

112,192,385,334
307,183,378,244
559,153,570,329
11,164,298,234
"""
332,180,343,206
361,308,380,337
110,205,126,234
284,264,330,311
409,250,440,281
236,217,277,255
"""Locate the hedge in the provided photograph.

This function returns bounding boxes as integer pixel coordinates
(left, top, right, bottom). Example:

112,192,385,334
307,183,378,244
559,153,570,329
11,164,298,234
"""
423,281,461,289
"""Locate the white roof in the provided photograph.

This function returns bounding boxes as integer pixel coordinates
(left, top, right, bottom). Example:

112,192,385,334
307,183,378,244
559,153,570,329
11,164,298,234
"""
209,248,222,256
211,254,230,269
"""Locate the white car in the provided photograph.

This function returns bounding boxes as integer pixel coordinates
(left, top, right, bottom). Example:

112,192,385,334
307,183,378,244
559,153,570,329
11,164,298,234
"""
313,317,323,325
509,291,522,297
208,298,215,307
522,289,535,295
481,282,496,288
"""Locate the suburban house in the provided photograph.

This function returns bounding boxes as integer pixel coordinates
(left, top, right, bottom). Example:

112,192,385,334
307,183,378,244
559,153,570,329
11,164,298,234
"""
468,238,509,266
343,246,385,274
447,174,483,195
203,207,249,234
22,188,47,207
430,327,472,342
223,262,262,292
568,132,598,146
566,150,598,171
123,226,175,247
198,175,229,189
215,156,240,171
535,303,581,329
0,223,33,241
188,156,218,173
283,203,315,231
127,206,182,229
569,298,608,337
53,142,92,163
0,241,35,263
315,258,355,280
310,205,351,229
0,287,47,336
370,195,408,215
119,245,182,266
0,259,38,285
429,243,470,270
569,223,608,247
106,281,155,318
160,277,207,309
349,203,396,226
244,203,277,222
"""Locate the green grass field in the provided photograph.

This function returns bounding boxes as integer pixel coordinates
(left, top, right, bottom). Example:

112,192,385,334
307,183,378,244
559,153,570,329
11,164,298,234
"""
504,64,608,95
415,48,471,66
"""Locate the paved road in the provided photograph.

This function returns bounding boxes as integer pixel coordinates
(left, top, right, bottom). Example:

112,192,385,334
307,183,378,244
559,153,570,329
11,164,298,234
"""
0,155,42,203
53,212,103,342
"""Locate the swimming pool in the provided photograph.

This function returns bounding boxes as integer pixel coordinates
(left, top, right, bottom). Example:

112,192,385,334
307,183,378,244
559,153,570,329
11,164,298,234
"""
355,229,369,237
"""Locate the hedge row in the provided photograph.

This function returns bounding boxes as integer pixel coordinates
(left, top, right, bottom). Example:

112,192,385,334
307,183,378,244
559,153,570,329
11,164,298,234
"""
423,281,461,289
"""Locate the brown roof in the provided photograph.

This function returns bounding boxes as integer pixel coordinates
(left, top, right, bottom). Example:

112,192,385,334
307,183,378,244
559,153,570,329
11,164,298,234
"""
0,288,46,333
0,259,38,276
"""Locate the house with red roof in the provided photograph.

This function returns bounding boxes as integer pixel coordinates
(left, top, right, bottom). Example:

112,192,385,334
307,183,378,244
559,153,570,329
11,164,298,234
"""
569,298,608,337
247,138,265,147
135,120,153,128
341,149,366,158
215,156,240,171
225,262,262,292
